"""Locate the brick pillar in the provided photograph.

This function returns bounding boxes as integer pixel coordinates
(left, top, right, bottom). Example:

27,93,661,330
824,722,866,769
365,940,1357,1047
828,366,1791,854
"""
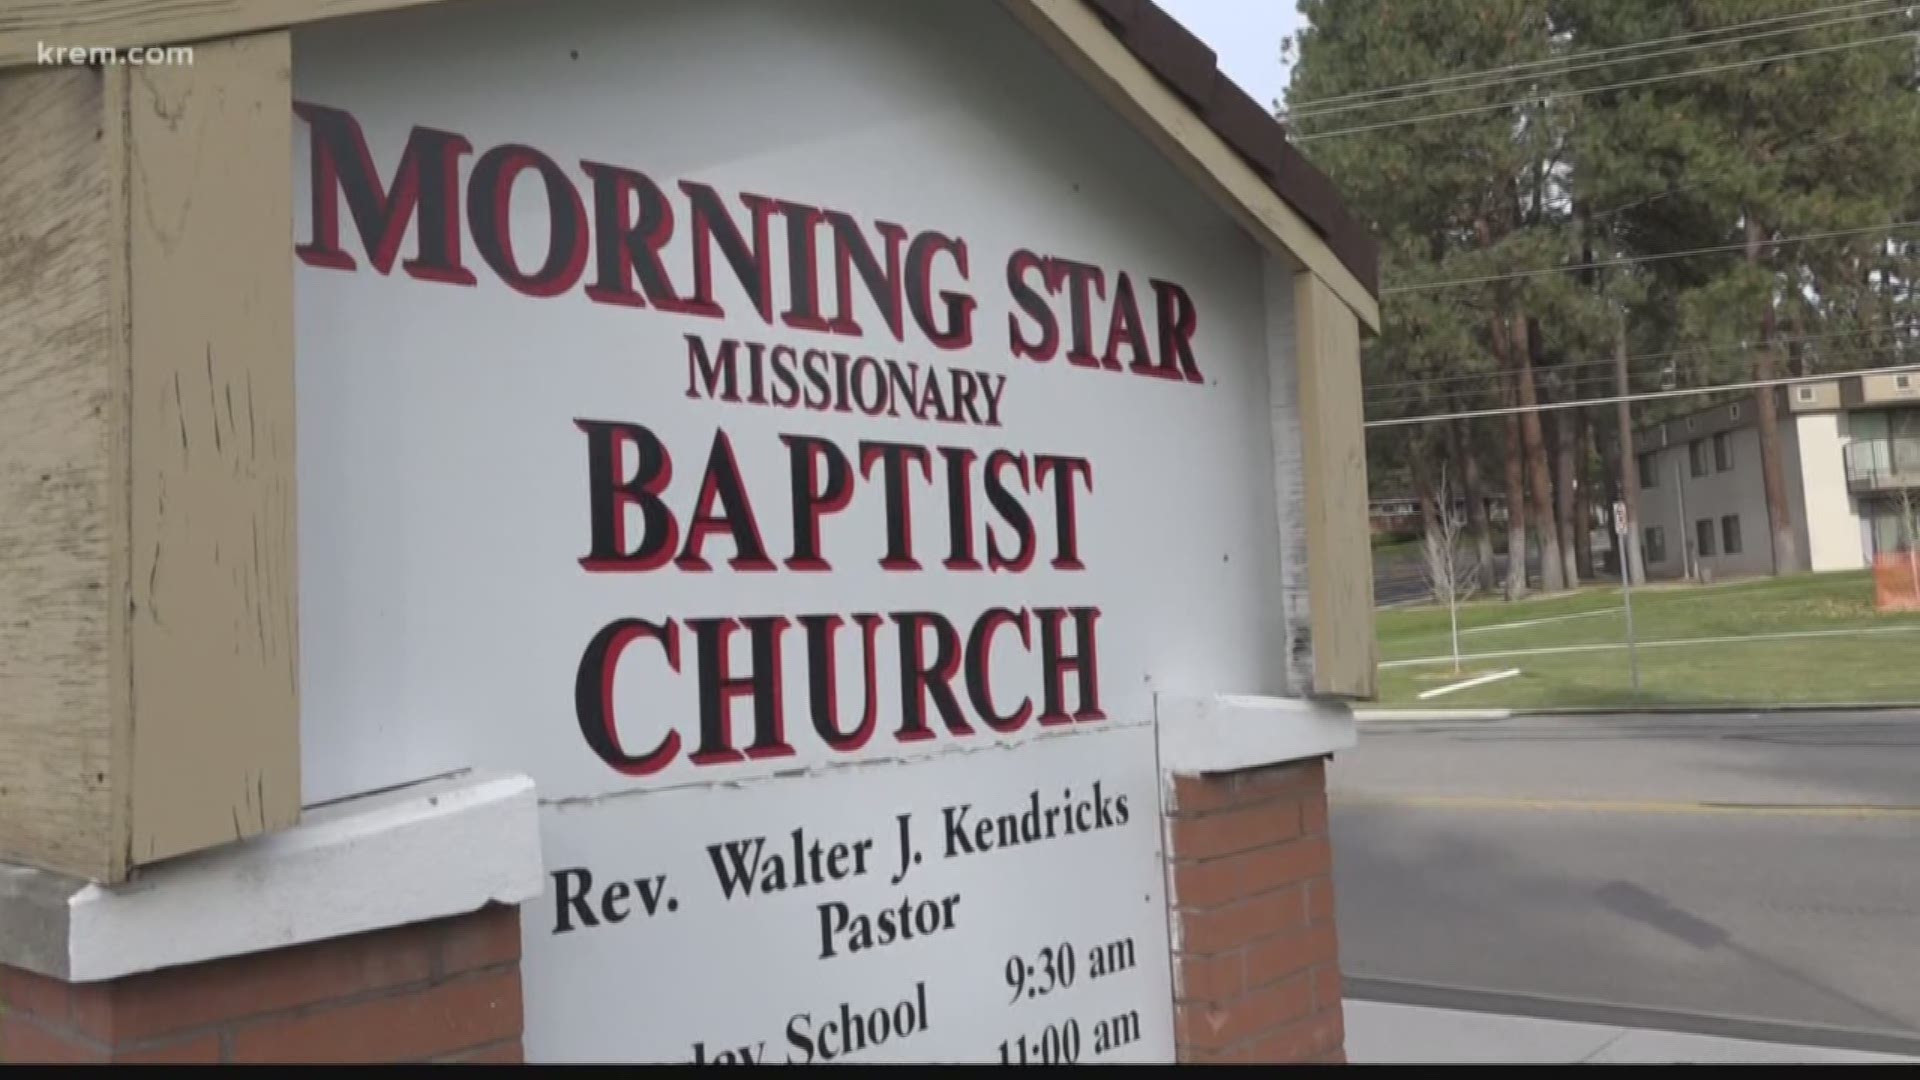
1163,757,1344,1063
0,904,524,1064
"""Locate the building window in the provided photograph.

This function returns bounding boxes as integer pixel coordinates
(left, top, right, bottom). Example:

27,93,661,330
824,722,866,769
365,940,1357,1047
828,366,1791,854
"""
1713,431,1732,472
1689,439,1709,478
1638,452,1659,489
1796,385,1817,404
1696,518,1717,558
1898,374,1913,392
1644,526,1667,564
1721,514,1742,555
1729,403,1742,421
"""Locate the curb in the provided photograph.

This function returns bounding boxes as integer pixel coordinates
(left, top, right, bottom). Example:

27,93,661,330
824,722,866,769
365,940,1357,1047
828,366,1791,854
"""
1344,976,1920,1058
1354,702,1920,722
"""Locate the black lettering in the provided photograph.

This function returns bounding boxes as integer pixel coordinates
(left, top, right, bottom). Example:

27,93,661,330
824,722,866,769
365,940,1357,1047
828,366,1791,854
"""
552,867,597,933
907,232,975,350
574,618,682,776
676,430,775,572
467,144,589,297
1006,249,1058,361
859,441,934,570
294,102,475,284
893,612,970,743
984,450,1034,572
1034,455,1094,570
1037,606,1105,724
688,616,794,765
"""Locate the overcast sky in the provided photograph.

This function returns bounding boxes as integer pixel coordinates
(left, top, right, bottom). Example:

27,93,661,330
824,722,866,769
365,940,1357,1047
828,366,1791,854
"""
1155,0,1304,111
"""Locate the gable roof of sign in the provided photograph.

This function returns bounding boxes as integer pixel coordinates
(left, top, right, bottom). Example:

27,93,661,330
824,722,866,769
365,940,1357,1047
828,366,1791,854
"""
1086,0,1378,301
0,0,1380,316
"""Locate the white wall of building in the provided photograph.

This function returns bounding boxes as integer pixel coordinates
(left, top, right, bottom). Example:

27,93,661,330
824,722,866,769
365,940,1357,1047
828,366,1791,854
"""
1792,412,1866,572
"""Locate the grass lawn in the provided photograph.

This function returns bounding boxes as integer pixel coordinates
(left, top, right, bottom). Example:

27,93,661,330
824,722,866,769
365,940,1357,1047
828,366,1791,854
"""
1374,570,1920,708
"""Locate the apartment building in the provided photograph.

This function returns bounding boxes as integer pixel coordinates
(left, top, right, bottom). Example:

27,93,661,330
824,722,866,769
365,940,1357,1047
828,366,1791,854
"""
1633,372,1920,580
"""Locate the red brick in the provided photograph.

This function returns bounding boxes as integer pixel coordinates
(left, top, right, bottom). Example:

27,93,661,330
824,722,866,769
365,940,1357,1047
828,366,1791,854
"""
1311,963,1343,1011
1240,836,1330,894
1246,923,1338,989
1239,1012,1344,1063
1175,849,1251,907
1236,922,1328,991
104,920,437,1041
0,965,73,1024
1301,793,1329,835
1170,801,1301,861
66,982,116,1042
438,905,522,976
1228,760,1324,802
228,968,522,1063
0,1014,106,1063
438,1038,524,1063
1182,886,1303,954
114,1033,223,1063
1169,774,1237,816
1169,761,1323,816
1174,950,1242,1004
1306,876,1337,924
1177,973,1312,1052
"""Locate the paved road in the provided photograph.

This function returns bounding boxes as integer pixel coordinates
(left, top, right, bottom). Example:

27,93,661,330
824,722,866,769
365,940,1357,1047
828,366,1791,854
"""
1329,710,1920,1041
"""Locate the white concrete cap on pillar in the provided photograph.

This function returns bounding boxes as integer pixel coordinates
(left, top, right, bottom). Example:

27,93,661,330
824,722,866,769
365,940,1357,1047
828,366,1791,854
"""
1155,692,1357,775
0,769,543,983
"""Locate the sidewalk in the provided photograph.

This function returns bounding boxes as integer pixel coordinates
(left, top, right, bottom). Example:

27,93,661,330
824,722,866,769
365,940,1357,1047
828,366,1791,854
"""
1346,1001,1920,1064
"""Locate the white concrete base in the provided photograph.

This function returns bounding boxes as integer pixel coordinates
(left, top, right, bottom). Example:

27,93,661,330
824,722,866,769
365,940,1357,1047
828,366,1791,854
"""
1155,692,1356,774
0,769,543,983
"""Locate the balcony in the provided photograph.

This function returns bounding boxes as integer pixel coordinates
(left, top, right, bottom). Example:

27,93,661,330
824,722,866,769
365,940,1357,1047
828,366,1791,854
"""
1845,436,1920,492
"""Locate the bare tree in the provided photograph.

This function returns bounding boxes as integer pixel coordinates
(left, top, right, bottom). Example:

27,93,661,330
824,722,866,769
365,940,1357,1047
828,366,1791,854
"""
1421,471,1482,673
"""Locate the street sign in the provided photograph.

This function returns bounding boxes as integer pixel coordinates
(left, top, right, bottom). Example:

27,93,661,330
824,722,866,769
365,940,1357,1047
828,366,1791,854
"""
1613,499,1628,535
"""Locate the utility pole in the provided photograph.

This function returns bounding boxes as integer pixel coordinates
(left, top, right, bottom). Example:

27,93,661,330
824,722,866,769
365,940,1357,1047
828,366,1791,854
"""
1613,308,1645,585
1674,455,1693,581
1614,499,1641,696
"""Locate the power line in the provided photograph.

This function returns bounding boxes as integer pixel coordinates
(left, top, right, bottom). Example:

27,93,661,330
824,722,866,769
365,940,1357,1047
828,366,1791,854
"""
1284,0,1893,111
1285,3,1904,121
1364,340,1919,408
1362,362,1920,427
1362,326,1920,398
1361,321,1916,396
1382,220,1920,294
1291,29,1918,142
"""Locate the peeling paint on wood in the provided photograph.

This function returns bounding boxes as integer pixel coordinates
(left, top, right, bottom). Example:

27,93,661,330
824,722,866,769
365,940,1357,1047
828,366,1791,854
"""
0,35,300,883
1294,271,1377,699
125,31,301,866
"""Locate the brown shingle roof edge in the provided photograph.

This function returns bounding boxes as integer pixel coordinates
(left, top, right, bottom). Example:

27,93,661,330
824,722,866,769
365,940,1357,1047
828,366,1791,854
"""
1086,0,1379,299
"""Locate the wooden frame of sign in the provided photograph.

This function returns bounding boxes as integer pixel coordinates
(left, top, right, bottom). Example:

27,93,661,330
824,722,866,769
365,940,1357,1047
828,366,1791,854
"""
0,0,1377,882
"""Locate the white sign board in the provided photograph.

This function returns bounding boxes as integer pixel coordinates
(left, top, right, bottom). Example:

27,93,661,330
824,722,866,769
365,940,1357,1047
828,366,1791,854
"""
531,724,1171,1063
291,0,1295,1062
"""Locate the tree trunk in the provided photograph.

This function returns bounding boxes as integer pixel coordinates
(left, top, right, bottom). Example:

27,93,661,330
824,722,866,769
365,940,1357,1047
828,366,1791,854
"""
1574,408,1595,581
1502,412,1529,599
1511,314,1566,591
1454,420,1497,591
1413,441,1442,541
1484,294,1531,600
1746,214,1800,575
1613,307,1645,585
1549,410,1581,587
1412,441,1443,603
